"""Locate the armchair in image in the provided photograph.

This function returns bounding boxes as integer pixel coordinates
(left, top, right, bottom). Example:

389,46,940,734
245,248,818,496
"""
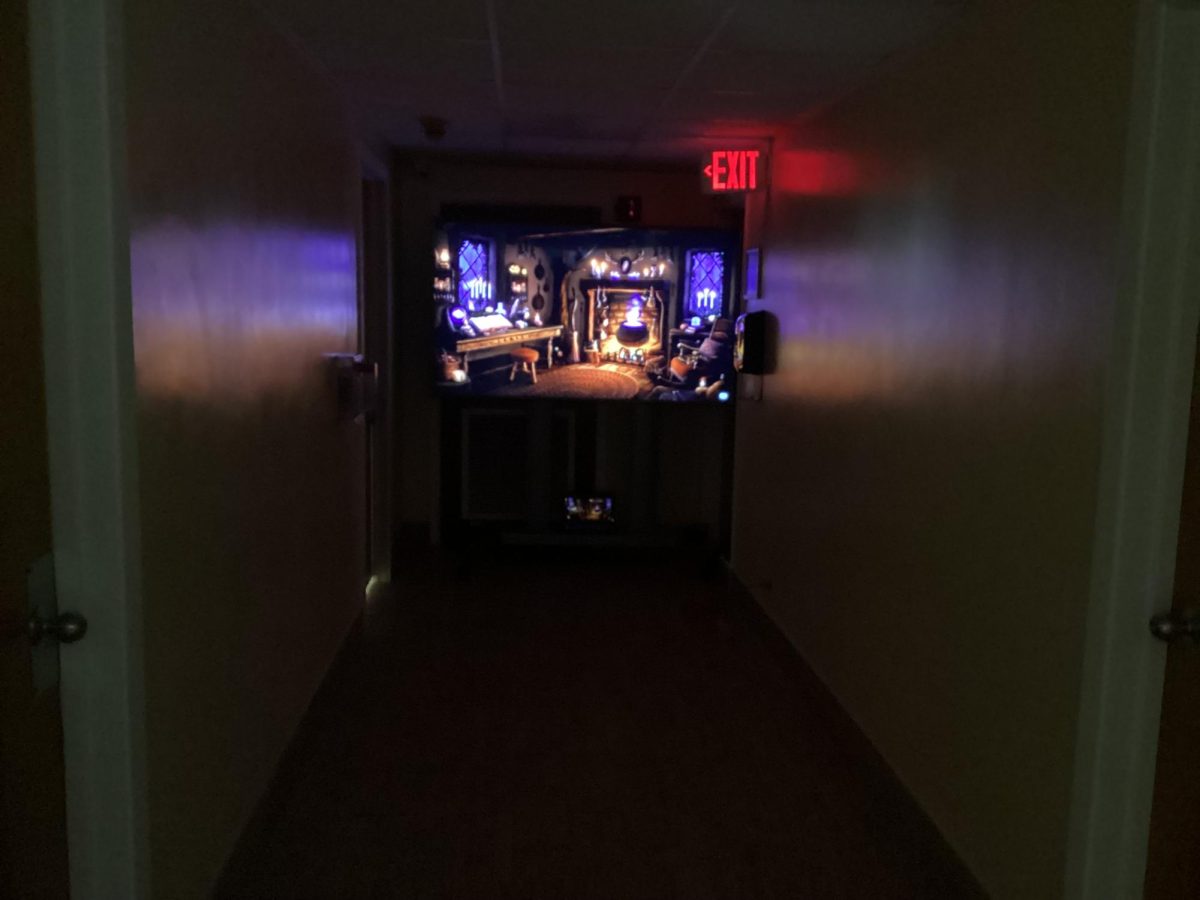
672,316,734,355
649,377,727,402
648,329,734,391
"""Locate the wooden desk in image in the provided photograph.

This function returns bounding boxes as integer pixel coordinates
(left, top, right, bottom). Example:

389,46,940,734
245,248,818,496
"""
455,325,562,373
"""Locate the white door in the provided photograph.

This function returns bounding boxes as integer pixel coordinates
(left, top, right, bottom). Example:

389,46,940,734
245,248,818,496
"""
28,0,150,896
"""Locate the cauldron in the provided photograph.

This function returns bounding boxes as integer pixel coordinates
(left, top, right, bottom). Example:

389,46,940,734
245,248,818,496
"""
616,321,649,346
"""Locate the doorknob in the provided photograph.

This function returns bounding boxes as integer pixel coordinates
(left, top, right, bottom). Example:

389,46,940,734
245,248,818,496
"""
1149,610,1200,644
25,611,88,646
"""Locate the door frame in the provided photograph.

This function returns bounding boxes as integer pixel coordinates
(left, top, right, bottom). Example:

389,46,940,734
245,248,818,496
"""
358,166,394,597
1065,1,1200,897
28,0,150,897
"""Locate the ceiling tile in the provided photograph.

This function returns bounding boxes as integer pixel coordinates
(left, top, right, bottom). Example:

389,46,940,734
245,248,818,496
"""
257,0,489,45
505,83,663,117
498,0,731,51
503,112,644,142
502,46,693,94
693,50,883,95
718,1,957,57
253,0,969,159
503,136,641,158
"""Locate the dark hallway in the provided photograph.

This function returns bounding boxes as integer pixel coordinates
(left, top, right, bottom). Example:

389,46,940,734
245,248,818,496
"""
217,556,980,899
13,0,1200,896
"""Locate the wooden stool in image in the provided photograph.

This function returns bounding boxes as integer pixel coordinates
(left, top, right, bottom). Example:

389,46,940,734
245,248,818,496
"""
509,347,539,384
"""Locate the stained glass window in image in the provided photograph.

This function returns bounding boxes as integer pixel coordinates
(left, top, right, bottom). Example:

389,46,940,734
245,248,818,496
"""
686,250,725,317
457,239,491,310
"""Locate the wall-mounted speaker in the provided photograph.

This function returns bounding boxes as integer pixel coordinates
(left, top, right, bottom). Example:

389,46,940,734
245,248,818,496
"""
734,311,768,374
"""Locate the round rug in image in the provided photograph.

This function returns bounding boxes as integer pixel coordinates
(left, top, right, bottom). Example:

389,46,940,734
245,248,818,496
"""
500,365,640,399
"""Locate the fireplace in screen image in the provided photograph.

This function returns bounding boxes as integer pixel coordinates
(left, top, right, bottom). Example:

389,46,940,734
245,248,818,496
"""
587,287,663,363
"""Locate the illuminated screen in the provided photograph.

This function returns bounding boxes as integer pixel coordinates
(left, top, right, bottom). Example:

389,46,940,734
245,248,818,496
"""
565,496,614,523
434,226,739,404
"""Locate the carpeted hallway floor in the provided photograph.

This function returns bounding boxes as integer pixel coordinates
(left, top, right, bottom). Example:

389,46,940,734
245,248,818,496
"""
216,555,982,899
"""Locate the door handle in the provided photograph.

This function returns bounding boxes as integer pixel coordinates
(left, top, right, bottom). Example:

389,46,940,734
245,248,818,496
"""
1149,610,1200,644
25,611,88,646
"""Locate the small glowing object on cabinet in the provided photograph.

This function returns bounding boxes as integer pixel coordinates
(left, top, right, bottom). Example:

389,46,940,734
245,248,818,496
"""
451,369,468,384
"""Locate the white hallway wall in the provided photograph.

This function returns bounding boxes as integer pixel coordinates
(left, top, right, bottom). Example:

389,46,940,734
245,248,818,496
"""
731,0,1140,896
124,0,365,894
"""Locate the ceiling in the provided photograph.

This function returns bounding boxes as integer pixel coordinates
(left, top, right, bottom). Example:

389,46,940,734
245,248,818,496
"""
255,0,968,161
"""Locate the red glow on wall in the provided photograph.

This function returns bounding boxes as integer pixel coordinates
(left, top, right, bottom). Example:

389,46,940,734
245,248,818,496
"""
703,150,761,192
774,150,867,196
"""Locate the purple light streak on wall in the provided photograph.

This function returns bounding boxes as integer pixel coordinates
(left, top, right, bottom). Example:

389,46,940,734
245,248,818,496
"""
129,223,357,399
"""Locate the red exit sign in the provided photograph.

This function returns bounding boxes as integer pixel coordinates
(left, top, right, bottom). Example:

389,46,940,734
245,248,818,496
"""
703,149,762,192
